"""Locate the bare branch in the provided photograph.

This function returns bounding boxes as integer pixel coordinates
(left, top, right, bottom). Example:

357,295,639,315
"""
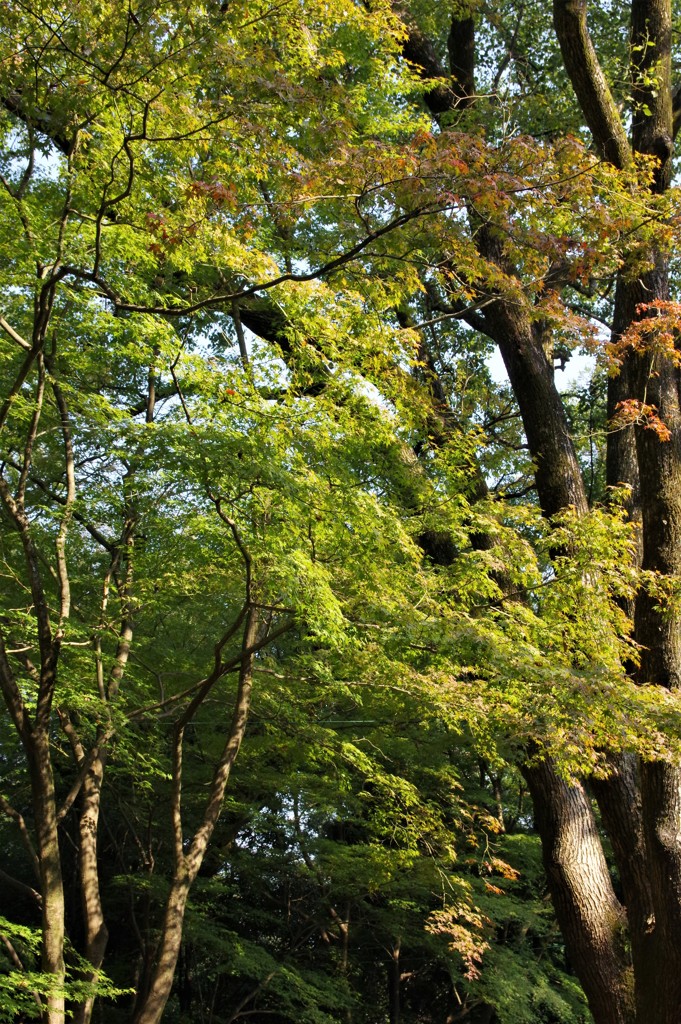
17,355,46,507
211,500,253,601
0,868,42,907
56,707,85,764
0,795,40,884
0,316,31,351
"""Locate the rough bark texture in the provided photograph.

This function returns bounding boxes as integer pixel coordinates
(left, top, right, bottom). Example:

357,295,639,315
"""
523,762,635,1024
555,1,681,1021
630,0,674,192
637,761,681,1021
399,10,641,1023
133,871,192,1024
72,756,110,1024
591,757,656,1020
552,0,632,168
475,286,588,518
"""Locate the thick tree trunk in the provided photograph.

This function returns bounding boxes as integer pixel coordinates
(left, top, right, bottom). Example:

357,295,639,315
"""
474,261,640,1024
636,762,681,1021
523,762,634,1024
624,282,681,1022
555,0,681,1020
590,758,656,1021
400,13,639,1023
481,297,588,517
552,0,631,168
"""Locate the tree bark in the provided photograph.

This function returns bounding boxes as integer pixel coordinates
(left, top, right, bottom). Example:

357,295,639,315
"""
552,0,631,168
399,13,639,1023
72,755,110,1024
523,762,634,1024
590,757,656,1021
30,732,66,1024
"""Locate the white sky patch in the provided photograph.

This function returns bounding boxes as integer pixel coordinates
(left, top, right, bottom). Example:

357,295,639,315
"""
487,347,597,393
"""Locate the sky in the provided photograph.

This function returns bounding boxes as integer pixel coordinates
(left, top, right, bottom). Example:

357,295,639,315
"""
487,346,597,394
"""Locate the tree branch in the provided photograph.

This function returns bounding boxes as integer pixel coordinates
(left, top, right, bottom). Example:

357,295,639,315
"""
0,795,41,884
552,0,631,168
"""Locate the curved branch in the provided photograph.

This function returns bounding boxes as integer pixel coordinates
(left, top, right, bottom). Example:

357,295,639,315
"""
61,203,437,317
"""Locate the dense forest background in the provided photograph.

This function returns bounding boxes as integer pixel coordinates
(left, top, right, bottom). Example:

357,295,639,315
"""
2,1,681,1022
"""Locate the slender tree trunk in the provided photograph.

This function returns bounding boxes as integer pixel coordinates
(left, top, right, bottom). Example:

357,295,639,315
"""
132,607,261,1024
30,733,66,1024
69,497,134,1024
388,940,401,1024
72,754,110,1024
133,871,192,1024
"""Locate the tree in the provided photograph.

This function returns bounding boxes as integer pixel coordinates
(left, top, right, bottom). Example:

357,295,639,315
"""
2,2,681,1024
0,3,443,1021
387,2,681,1022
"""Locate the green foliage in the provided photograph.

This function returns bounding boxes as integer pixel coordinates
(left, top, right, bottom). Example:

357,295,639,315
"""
0,918,131,1021
1,1,676,1022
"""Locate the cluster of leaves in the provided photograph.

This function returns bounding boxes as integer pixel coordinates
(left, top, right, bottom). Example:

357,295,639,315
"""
607,300,681,368
102,717,591,1024
0,918,131,1022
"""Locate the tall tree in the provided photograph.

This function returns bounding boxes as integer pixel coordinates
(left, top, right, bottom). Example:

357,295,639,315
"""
0,3,440,1021
391,2,681,1022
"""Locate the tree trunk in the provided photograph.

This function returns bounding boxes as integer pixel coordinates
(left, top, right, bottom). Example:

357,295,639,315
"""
133,871,192,1024
636,762,681,1021
72,753,110,1024
523,761,634,1024
132,606,261,1024
590,757,656,1022
400,12,641,1023
30,732,66,1024
553,1,681,1021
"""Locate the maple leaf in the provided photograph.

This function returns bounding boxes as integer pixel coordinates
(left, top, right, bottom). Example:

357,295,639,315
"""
606,300,681,371
609,399,672,441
